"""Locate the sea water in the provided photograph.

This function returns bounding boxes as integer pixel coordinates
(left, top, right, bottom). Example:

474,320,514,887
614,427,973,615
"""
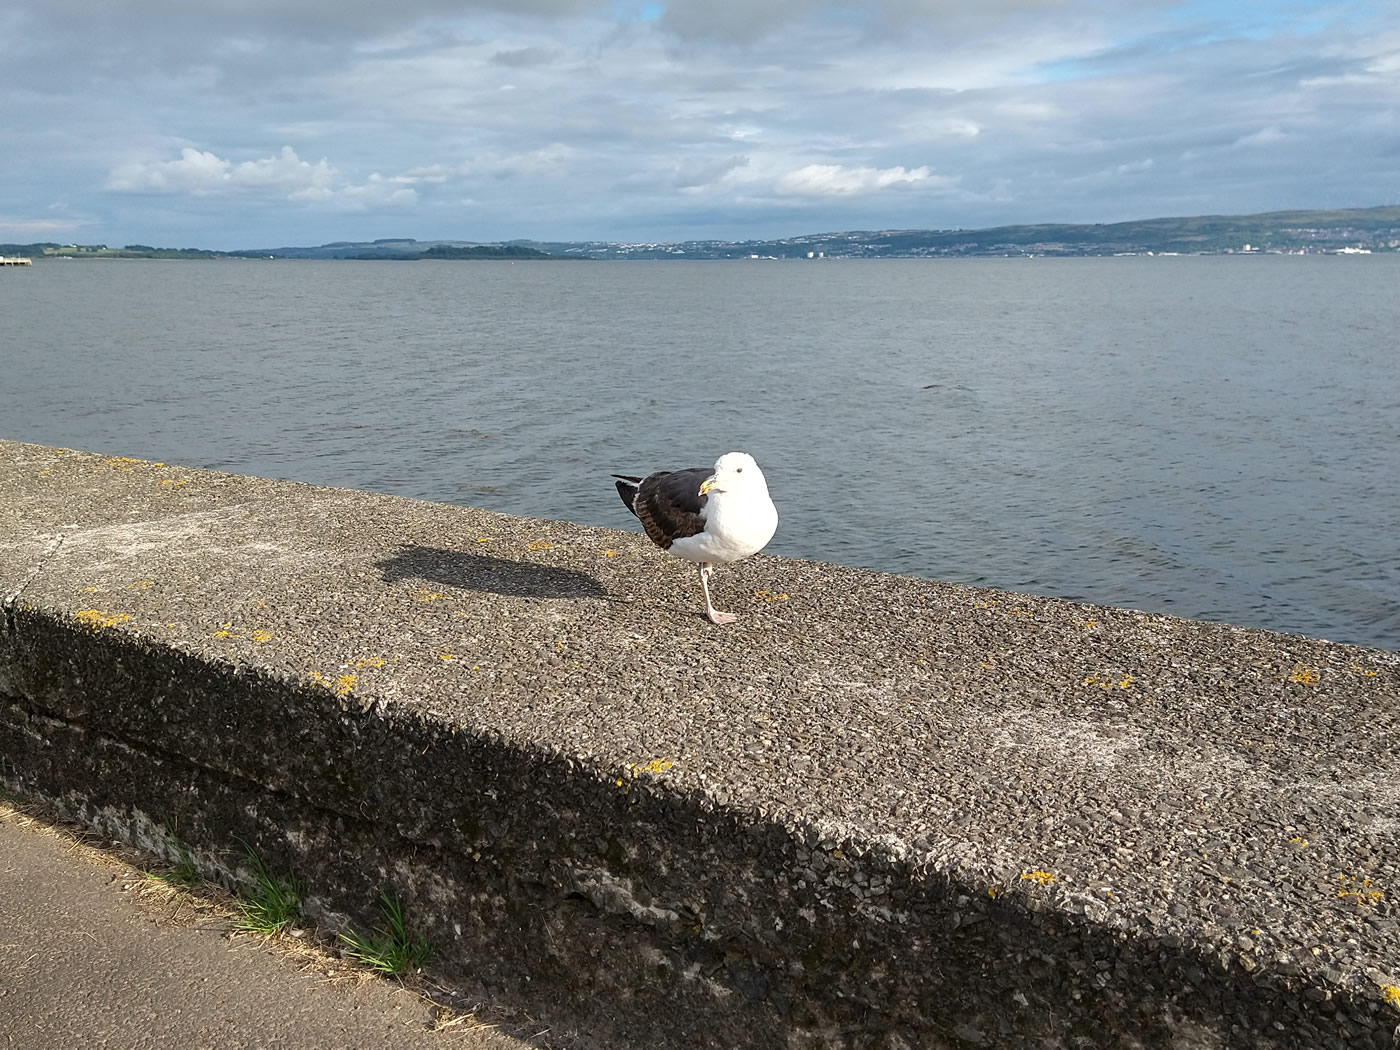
4,256,1397,649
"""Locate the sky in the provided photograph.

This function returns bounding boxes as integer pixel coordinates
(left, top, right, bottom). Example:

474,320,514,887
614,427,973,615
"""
3,0,1398,249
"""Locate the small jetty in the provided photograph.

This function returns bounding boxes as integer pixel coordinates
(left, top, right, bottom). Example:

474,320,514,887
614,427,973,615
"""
0,256,33,266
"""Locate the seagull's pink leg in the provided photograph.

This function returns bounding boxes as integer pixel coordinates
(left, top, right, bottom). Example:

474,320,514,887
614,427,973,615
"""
698,563,738,625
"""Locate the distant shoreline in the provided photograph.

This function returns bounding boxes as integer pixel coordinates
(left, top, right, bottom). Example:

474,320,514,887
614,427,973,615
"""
5,203,1397,261
11,248,1390,262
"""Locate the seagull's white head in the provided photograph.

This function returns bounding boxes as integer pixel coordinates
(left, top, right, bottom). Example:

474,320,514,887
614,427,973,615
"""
699,451,768,497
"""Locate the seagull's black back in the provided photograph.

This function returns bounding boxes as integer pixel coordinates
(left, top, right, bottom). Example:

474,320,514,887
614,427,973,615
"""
612,467,710,550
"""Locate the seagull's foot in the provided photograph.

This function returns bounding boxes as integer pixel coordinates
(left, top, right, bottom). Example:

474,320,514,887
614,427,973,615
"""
697,562,738,624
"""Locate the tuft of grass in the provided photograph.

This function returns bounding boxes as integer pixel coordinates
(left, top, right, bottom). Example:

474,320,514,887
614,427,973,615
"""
147,842,200,889
339,891,432,975
232,840,302,936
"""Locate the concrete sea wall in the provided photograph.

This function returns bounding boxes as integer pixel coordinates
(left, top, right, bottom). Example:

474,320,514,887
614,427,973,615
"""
2,439,1398,1048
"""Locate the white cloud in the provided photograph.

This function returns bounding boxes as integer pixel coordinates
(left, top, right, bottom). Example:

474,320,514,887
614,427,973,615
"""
108,146,337,196
106,146,416,210
1234,126,1287,148
0,216,87,237
939,118,983,139
774,163,938,196
233,148,339,191
319,173,419,209
394,164,455,184
1367,47,1400,76
396,145,575,184
674,154,749,191
1115,158,1154,175
107,148,226,194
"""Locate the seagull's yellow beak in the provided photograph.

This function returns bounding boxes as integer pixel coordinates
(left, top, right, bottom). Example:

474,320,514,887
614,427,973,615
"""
699,476,717,496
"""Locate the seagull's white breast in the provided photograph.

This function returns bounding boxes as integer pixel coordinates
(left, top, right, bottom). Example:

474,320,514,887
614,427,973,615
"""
669,486,778,565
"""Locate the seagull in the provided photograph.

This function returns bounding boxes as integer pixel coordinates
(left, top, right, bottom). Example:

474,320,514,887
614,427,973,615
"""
612,451,779,624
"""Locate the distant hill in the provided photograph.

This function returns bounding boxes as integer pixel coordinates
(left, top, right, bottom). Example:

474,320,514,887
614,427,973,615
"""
224,241,561,261
526,205,1400,259
0,239,561,261
346,244,561,261
5,205,1397,262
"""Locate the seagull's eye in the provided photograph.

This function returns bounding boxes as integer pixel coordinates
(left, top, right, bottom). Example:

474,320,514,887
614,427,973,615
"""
736,467,744,473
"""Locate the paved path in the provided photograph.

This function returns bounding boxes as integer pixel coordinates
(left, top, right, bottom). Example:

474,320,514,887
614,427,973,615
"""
0,811,539,1050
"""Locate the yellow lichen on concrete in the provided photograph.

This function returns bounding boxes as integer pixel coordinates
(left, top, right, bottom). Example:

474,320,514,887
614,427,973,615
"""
1083,674,1135,690
1288,665,1320,685
305,671,357,697
526,540,554,551
1020,871,1057,885
1381,984,1400,1010
73,609,131,629
1337,874,1384,906
752,590,791,602
625,758,674,777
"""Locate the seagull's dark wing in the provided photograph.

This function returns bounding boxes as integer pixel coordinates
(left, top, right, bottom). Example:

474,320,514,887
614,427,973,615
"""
632,467,710,550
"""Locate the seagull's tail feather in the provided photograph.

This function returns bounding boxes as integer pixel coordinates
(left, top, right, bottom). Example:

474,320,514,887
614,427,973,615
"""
612,474,643,517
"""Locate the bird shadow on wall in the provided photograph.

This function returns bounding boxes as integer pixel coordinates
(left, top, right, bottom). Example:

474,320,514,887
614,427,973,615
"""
375,543,609,600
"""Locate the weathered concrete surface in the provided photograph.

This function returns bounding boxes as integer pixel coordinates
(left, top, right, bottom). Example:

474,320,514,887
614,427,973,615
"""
0,810,537,1050
2,439,1398,1049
